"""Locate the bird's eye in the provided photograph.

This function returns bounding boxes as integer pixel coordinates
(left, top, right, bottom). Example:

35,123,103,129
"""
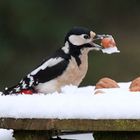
83,35,90,39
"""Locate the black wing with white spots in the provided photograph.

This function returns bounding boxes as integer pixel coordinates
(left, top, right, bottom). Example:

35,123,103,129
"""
3,49,70,95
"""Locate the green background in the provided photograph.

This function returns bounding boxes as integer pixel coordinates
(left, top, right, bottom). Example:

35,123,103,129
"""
0,0,140,90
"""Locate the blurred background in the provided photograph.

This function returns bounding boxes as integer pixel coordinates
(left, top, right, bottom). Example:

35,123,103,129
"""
0,0,140,90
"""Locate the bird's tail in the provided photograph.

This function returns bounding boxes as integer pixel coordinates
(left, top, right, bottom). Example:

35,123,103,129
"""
3,85,19,95
3,85,35,95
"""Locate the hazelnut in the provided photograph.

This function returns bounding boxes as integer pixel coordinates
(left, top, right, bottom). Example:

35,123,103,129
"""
130,77,140,92
95,77,119,89
101,37,116,48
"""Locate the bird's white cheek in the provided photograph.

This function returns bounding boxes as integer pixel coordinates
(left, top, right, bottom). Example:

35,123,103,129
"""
69,35,85,46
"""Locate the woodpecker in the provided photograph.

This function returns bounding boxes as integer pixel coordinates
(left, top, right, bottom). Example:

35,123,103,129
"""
3,27,105,95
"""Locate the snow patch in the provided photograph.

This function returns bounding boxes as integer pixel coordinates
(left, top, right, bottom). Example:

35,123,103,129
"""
53,133,94,140
0,129,15,140
1,82,140,119
102,46,120,54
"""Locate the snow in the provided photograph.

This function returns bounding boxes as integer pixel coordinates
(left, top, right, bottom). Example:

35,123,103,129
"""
0,82,140,119
0,82,140,140
53,133,94,140
102,46,120,54
0,129,15,140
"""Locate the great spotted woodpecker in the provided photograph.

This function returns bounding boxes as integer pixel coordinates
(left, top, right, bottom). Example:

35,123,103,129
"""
3,27,105,95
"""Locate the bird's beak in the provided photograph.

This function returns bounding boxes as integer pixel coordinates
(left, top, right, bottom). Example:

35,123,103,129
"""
90,31,107,51
92,34,108,50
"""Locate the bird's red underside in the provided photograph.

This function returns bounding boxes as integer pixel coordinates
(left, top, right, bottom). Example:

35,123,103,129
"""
19,89,33,94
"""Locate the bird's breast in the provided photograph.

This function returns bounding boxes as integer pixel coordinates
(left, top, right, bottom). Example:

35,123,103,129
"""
57,51,89,87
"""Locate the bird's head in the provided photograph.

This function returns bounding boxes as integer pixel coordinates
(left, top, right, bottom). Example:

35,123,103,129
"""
64,27,105,51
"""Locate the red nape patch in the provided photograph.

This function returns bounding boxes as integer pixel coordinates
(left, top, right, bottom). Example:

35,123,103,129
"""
20,89,34,95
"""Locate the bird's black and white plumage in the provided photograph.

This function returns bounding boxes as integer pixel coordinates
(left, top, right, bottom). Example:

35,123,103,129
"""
3,27,104,95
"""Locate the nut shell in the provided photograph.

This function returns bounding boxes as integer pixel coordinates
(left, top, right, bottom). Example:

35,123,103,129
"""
101,37,116,48
95,77,119,89
130,77,140,92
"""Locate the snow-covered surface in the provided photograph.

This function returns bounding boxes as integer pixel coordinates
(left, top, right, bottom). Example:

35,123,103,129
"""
53,133,94,140
102,46,120,54
0,129,15,140
1,82,140,119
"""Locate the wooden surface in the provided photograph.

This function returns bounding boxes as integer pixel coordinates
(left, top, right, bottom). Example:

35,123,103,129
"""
1,118,140,131
14,130,53,140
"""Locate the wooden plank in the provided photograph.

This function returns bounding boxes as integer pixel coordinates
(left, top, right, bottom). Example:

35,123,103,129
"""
14,130,53,140
1,118,140,131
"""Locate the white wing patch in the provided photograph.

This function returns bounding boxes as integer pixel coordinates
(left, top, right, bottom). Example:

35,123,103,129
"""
61,41,69,54
30,57,64,75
